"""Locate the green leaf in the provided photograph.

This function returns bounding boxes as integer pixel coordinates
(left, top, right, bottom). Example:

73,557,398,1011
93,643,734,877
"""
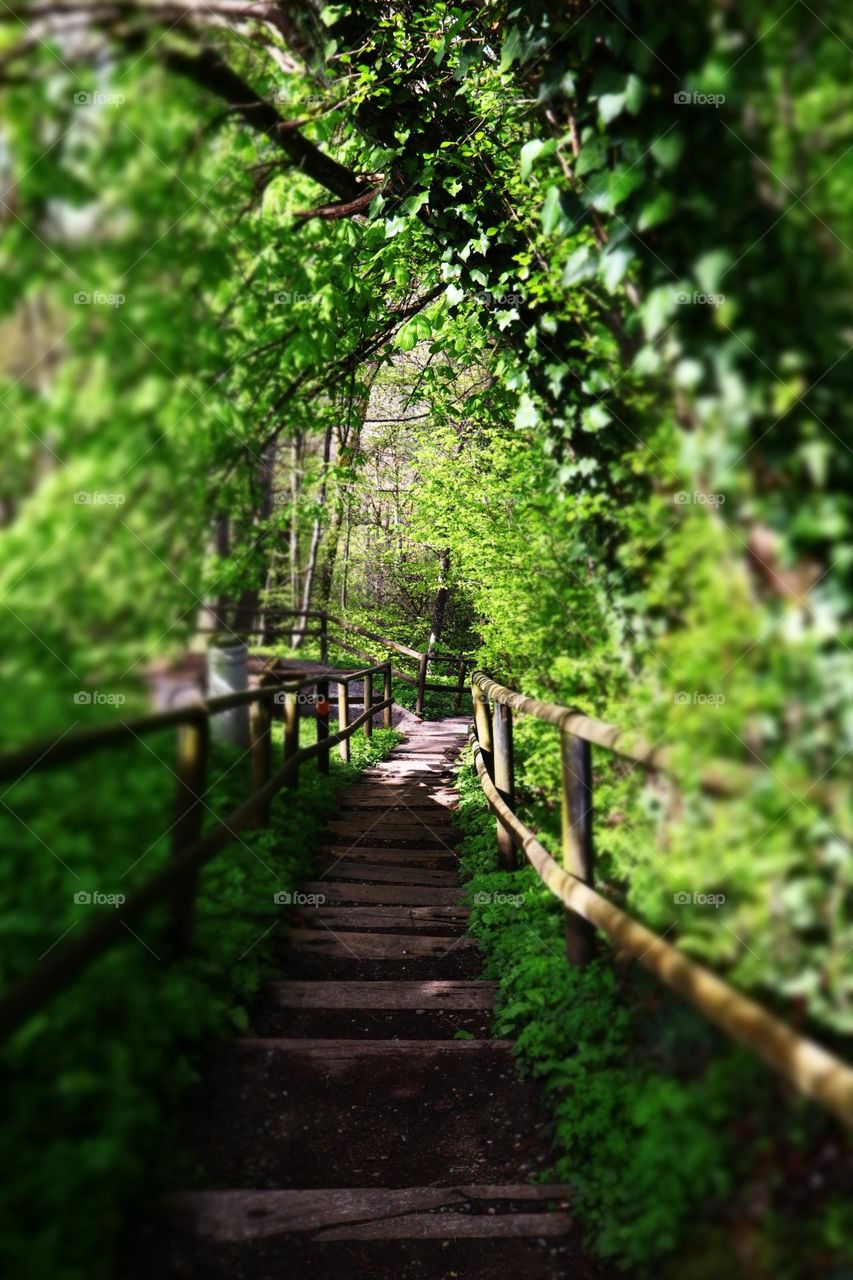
601,245,633,291
562,245,598,287
637,191,676,231
514,393,540,430
575,139,607,177
521,139,543,181
500,27,522,73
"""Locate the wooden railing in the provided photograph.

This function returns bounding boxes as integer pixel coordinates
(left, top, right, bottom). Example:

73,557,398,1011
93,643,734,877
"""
259,607,471,716
470,670,853,1127
0,661,393,1040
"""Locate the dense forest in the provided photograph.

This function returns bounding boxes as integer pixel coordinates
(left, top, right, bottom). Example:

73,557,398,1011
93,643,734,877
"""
0,2,851,1278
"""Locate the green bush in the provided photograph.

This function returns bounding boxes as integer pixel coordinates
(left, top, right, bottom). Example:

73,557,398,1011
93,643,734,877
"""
455,754,851,1276
0,723,401,1280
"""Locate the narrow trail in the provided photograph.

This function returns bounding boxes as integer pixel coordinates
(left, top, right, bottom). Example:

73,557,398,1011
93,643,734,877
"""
134,717,610,1280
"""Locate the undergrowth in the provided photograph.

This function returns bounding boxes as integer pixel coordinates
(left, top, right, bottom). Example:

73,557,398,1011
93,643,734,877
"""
0,722,400,1280
454,750,852,1278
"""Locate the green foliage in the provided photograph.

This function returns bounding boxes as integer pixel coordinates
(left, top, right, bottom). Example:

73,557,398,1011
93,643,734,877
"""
454,754,849,1275
0,3,851,1274
0,724,400,1280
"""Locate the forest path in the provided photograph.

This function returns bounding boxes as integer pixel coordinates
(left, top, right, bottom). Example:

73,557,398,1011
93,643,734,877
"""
133,717,610,1280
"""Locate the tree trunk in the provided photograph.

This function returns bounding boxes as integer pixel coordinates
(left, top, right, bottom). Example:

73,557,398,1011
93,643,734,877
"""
292,422,333,650
426,547,451,668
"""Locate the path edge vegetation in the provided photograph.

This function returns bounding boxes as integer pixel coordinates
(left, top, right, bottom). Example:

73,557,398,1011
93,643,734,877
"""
0,723,402,1280
453,744,853,1276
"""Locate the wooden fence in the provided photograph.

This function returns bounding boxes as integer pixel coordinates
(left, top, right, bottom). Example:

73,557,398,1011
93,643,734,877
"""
469,670,853,1127
248,606,471,716
0,661,393,1040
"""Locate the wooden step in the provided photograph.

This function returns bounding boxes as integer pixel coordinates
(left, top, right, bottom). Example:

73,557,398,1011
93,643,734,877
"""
235,1038,512,1058
166,1185,573,1243
338,798,456,811
287,929,476,959
300,880,461,906
268,980,496,1010
319,844,457,865
327,815,456,833
292,905,468,931
338,787,457,802
313,862,458,885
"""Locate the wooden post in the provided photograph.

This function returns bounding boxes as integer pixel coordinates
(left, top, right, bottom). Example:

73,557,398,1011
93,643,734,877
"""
453,660,466,712
315,679,330,774
170,713,209,956
415,652,428,717
337,680,350,762
561,728,595,965
363,671,373,738
283,689,299,788
319,612,328,663
471,679,494,780
492,701,517,870
383,663,393,729
250,699,272,825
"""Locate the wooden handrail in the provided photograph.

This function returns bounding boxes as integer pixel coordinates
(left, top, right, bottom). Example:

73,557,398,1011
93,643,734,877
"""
471,671,844,808
0,672,354,783
0,663,393,1039
469,734,853,1127
471,670,753,797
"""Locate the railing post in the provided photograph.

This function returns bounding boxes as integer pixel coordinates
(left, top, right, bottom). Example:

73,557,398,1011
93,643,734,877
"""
319,612,329,663
315,679,330,774
415,652,428,717
471,677,494,780
560,725,595,965
492,701,517,869
383,663,393,729
363,671,373,738
283,689,299,788
453,660,466,712
170,712,209,957
250,698,272,825
337,680,350,762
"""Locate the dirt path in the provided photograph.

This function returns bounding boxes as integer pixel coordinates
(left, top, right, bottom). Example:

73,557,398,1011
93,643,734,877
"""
131,717,612,1279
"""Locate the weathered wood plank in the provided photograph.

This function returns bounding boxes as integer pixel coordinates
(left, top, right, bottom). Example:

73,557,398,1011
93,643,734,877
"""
300,881,461,906
268,979,495,1010
338,797,457,811
318,1211,573,1241
236,1037,511,1056
167,1185,573,1242
338,787,457,802
319,844,457,864
327,815,456,832
313,863,458,885
286,929,476,958
293,905,469,931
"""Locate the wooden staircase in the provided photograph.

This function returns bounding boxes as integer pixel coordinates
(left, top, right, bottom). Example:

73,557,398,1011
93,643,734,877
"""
134,718,600,1279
